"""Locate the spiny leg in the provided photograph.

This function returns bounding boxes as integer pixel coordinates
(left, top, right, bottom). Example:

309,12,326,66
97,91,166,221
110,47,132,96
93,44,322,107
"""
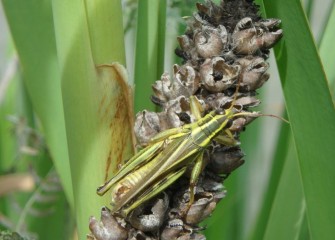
181,152,205,217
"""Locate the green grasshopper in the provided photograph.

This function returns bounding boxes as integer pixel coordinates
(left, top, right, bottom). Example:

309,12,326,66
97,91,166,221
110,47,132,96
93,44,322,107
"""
96,91,265,217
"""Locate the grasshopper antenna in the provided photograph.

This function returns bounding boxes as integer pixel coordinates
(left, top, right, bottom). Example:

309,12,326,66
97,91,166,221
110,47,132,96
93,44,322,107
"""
233,111,289,123
254,113,289,123
227,76,289,124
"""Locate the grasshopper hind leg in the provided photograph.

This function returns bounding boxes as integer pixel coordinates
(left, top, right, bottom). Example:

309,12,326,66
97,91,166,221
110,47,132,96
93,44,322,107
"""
121,166,188,217
179,152,205,218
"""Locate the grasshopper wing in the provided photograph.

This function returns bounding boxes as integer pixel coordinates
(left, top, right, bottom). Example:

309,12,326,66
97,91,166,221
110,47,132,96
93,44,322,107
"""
110,134,204,214
97,141,165,195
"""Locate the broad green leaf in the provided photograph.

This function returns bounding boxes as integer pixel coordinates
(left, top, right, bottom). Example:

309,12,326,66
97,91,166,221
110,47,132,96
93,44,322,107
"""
0,71,71,238
263,138,305,240
205,169,249,240
0,59,18,172
263,0,335,239
2,0,73,208
319,3,335,99
134,0,167,112
304,0,314,20
52,0,134,238
249,111,291,240
297,211,311,240
0,62,19,217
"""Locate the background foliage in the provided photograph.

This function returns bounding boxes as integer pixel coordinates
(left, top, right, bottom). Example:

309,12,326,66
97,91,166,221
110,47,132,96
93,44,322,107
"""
0,0,334,239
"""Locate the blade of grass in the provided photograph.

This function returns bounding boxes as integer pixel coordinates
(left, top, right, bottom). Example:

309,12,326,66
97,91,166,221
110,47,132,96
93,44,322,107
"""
0,58,18,172
249,111,290,240
0,67,72,238
235,120,262,240
18,71,73,240
207,162,264,240
263,138,306,240
297,211,311,240
304,0,314,20
263,0,335,239
134,0,167,112
250,114,290,240
1,0,74,208
204,170,245,239
317,1,334,47
319,3,335,99
0,61,18,219
52,0,134,238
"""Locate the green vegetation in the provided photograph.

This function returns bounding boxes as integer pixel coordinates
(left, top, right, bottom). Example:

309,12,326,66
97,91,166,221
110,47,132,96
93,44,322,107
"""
0,0,334,239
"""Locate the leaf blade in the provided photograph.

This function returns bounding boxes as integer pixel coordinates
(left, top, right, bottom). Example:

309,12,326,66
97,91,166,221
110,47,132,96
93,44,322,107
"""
263,0,335,238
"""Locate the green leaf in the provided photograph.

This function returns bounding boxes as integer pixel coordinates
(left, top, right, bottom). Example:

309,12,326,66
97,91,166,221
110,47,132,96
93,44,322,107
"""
51,0,134,238
0,59,18,173
134,0,167,112
319,3,335,99
249,111,291,240
263,0,335,239
2,0,74,208
263,138,305,240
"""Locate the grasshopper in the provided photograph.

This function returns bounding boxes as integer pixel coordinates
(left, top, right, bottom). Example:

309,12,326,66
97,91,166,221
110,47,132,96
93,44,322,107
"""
96,88,267,217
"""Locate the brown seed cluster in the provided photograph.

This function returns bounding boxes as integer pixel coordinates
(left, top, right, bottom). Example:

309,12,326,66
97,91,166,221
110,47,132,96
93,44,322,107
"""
88,0,282,239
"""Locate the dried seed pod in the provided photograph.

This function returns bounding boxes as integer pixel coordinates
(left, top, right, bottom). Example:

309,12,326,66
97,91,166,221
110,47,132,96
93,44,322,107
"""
163,96,192,126
234,95,260,108
184,193,216,225
161,219,184,240
194,25,227,58
257,18,281,30
88,207,128,240
134,110,161,146
200,175,225,192
237,57,269,91
232,17,283,55
135,96,194,145
177,35,198,61
173,64,200,96
152,73,177,103
233,17,254,33
200,57,241,92
127,193,169,232
128,230,154,240
255,18,283,49
208,147,245,175
204,93,232,110
178,233,206,240
196,1,222,24
171,184,225,226
161,218,206,240
152,66,199,105
228,117,247,132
